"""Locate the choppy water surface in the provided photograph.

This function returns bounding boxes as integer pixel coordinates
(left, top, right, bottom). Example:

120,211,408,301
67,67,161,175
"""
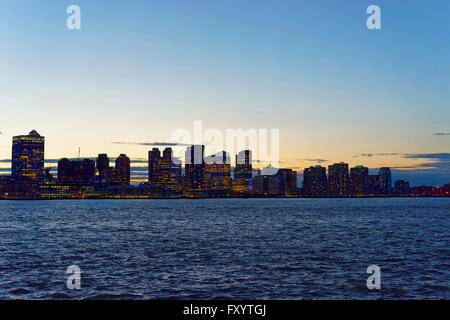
0,198,449,299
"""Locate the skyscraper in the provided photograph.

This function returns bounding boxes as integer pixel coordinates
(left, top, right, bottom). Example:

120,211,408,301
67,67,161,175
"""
233,150,252,193
185,145,205,194
58,158,96,185
303,165,328,197
328,162,349,197
394,179,410,196
204,151,232,195
152,148,182,192
96,154,110,178
367,174,380,196
379,167,392,196
252,174,284,196
11,130,45,181
350,165,369,196
115,154,130,187
148,148,161,185
277,168,297,195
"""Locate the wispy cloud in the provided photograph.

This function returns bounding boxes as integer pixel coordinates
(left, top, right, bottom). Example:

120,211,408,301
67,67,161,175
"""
434,133,450,136
303,158,328,163
353,153,400,158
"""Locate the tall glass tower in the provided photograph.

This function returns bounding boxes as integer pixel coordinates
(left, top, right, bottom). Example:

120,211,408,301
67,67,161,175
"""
11,130,45,181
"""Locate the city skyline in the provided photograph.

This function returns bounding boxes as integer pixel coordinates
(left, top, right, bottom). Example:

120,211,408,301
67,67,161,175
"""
1,130,449,198
1,1,449,186
0,128,449,186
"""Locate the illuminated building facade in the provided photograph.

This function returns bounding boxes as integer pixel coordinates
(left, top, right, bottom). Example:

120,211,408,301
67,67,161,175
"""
204,151,232,195
185,145,205,194
350,165,369,196
114,154,130,186
253,174,283,196
379,167,392,196
367,175,380,196
303,165,328,197
277,168,297,195
328,162,349,197
148,148,161,184
233,150,252,193
11,130,45,181
148,148,182,192
58,158,96,185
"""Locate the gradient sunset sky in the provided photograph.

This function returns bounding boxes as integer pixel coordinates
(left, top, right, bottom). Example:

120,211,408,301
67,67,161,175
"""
1,1,449,185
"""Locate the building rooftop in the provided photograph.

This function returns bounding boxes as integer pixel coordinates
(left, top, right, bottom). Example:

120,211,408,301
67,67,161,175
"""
28,130,40,136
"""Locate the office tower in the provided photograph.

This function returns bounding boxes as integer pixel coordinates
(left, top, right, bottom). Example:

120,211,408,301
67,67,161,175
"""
115,154,130,187
58,158,96,184
11,130,45,181
96,154,110,178
394,179,410,196
277,168,297,195
204,151,232,195
148,148,161,184
185,145,205,193
328,162,349,197
252,174,283,196
379,167,392,196
155,148,182,192
233,150,252,192
367,175,380,196
303,165,328,197
350,165,369,196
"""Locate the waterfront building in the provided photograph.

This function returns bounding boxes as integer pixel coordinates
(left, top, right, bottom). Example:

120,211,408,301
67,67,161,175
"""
379,167,392,196
328,162,349,197
148,148,161,184
350,165,369,196
11,130,45,181
303,165,328,197
58,158,96,185
185,145,205,194
233,150,252,193
114,154,130,187
394,179,410,196
277,168,297,195
204,151,232,195
96,154,110,178
367,174,380,196
149,148,182,192
253,174,284,196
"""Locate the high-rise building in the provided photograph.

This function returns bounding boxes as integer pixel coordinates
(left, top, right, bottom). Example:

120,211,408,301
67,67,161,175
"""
96,154,110,178
350,165,369,196
58,158,96,185
277,168,297,195
114,154,130,187
94,154,113,189
252,174,283,196
328,162,349,197
367,174,380,196
185,145,205,194
148,148,161,184
233,150,252,193
204,151,232,195
303,165,328,197
11,130,45,181
379,167,392,196
150,148,182,192
394,179,410,196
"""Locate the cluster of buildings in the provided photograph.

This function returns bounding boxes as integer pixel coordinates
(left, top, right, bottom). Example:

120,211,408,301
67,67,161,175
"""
0,130,449,199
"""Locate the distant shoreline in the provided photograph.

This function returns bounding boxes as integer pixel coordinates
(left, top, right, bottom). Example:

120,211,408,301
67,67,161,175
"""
1,195,448,201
